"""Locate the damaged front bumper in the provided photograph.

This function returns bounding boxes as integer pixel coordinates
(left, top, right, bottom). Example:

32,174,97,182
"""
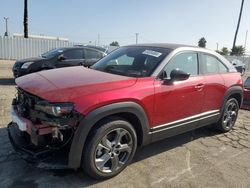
7,105,76,170
7,122,71,169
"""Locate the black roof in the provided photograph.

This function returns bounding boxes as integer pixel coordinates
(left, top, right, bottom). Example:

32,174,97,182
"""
54,46,105,53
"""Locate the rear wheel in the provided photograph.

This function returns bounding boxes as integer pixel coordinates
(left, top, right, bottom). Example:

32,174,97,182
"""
216,98,239,132
82,117,137,179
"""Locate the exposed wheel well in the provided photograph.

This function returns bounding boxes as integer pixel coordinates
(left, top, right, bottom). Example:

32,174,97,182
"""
229,93,242,106
85,113,144,147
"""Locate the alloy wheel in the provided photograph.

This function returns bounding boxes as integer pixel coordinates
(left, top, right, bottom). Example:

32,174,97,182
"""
94,128,133,173
222,100,238,130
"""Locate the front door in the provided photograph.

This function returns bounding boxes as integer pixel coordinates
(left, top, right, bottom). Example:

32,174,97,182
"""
153,52,205,132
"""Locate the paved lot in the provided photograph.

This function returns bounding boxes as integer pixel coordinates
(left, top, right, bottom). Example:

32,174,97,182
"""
0,60,250,188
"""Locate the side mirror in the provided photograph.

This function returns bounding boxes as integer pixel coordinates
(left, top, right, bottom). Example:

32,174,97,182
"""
170,69,190,81
57,54,65,61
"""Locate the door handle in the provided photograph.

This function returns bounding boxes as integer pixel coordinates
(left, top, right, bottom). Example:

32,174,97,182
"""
195,84,204,90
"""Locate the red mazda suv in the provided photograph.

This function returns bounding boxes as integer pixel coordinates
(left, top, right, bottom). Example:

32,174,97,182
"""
8,44,243,179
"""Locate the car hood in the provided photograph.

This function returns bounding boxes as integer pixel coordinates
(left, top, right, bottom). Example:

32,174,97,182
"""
14,57,46,68
15,66,137,102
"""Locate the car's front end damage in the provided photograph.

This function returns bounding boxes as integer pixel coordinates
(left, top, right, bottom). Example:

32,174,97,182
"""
8,66,139,172
7,87,83,169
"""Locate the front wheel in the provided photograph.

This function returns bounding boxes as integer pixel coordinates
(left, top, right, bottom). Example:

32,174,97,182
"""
82,117,137,179
216,98,239,133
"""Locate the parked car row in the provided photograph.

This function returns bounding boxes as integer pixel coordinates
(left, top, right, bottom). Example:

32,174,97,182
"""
12,46,106,77
8,43,247,179
225,56,246,75
242,76,250,110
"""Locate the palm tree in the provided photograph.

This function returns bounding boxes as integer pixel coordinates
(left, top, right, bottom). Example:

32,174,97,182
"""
110,41,120,47
198,37,207,48
230,45,245,56
232,0,245,50
217,47,229,56
24,0,28,38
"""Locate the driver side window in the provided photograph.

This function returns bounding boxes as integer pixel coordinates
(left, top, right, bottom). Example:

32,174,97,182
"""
164,52,198,78
63,49,83,59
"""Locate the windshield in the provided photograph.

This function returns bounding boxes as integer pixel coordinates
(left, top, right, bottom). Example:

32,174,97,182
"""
41,48,64,58
91,46,171,77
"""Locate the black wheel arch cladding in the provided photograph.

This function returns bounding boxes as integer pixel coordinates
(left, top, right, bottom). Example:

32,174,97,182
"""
68,101,151,169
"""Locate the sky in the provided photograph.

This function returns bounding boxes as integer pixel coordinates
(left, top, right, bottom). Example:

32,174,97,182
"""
0,0,249,52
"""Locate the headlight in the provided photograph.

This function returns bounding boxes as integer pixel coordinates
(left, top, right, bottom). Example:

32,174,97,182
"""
21,62,34,69
35,102,74,117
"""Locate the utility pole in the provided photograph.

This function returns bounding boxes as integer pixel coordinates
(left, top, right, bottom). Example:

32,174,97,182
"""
4,17,9,36
244,30,248,49
24,0,28,38
135,33,139,44
232,0,244,50
216,43,219,51
98,33,100,46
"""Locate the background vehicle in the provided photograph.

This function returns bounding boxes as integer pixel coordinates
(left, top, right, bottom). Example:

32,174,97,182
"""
225,56,246,75
8,44,243,179
242,76,250,110
12,46,106,77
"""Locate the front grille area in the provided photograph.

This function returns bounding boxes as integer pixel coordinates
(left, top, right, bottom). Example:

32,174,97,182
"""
12,88,80,149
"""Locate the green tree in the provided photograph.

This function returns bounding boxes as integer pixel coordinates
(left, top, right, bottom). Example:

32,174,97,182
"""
198,37,207,48
217,47,229,55
24,0,28,38
230,45,245,56
110,41,119,46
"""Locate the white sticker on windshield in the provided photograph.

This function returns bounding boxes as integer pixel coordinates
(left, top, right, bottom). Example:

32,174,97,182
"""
142,50,162,57
58,50,63,53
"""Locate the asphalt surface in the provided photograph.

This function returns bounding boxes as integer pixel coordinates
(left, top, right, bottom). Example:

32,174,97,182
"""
0,60,250,188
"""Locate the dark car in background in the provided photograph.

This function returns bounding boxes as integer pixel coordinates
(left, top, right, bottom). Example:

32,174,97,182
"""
12,46,106,77
242,77,250,110
225,56,246,75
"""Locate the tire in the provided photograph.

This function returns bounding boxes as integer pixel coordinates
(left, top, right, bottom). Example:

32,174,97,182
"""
216,98,239,133
82,116,137,179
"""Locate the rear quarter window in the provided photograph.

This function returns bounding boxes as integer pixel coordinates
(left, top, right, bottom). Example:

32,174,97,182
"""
201,53,228,74
85,49,103,59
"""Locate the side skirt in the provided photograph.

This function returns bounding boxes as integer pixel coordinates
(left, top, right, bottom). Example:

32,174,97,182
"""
150,110,220,142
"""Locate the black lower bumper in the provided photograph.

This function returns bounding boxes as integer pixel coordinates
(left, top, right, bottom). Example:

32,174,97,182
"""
7,122,71,170
12,68,27,78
